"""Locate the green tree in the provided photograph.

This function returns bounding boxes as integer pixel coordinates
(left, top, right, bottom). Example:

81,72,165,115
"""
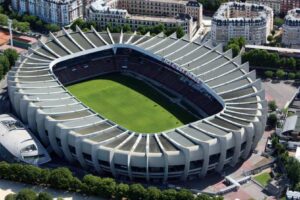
287,57,296,70
267,35,274,42
0,55,11,74
176,189,194,200
160,189,177,200
82,174,101,195
48,167,74,190
227,43,240,57
152,24,165,34
285,157,300,186
276,69,285,79
15,189,37,200
0,13,8,26
296,71,300,79
268,113,277,128
264,70,274,78
45,23,60,32
5,194,16,200
146,187,161,200
0,64,4,80
97,177,116,198
3,48,19,67
128,184,146,200
176,26,185,38
288,72,296,79
274,17,284,27
37,192,52,200
115,183,129,200
137,26,147,35
268,100,277,112
271,30,276,36
70,18,85,31
123,24,131,33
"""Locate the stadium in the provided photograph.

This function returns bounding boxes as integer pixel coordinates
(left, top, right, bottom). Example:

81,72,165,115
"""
7,26,267,182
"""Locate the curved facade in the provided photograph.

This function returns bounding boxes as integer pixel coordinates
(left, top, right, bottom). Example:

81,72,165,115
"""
282,8,300,46
7,27,267,182
211,2,273,45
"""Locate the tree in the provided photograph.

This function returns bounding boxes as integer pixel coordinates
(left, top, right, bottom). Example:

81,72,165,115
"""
0,13,8,26
271,30,276,36
285,157,300,186
275,69,285,79
146,187,161,200
115,183,129,200
160,189,177,200
128,184,146,200
264,70,274,78
228,43,240,57
296,71,300,79
5,194,16,200
13,21,30,32
287,57,296,70
295,182,300,192
15,189,37,200
267,35,274,42
176,26,185,38
70,18,85,31
3,48,19,67
97,177,116,198
152,24,165,34
176,189,194,200
0,55,11,74
0,64,4,80
123,24,131,33
137,26,147,35
268,113,277,128
45,23,60,32
274,17,284,27
37,192,52,200
268,100,277,112
48,167,74,190
288,72,296,79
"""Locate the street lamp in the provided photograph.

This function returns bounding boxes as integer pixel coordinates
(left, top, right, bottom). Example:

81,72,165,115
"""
8,19,13,47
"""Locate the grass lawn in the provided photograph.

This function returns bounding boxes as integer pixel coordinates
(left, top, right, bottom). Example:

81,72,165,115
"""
254,172,272,187
67,73,197,133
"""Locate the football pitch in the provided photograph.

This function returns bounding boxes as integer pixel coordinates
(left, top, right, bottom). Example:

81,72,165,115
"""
66,73,197,133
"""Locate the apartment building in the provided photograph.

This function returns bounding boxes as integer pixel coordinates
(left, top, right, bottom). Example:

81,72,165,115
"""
280,0,300,14
247,0,281,14
282,8,300,46
87,0,202,36
211,2,274,45
12,0,83,26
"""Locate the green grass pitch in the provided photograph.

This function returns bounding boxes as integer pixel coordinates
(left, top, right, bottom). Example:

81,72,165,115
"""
66,73,197,133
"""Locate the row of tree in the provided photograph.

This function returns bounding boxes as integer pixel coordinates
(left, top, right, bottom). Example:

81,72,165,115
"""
71,18,186,38
264,70,300,80
5,189,54,200
0,5,60,33
0,48,19,80
242,49,300,71
0,162,223,200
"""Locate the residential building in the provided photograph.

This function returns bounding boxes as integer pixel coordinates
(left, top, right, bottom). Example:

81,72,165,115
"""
280,0,300,14
247,0,281,15
282,8,300,46
11,0,83,26
211,2,274,45
86,0,202,37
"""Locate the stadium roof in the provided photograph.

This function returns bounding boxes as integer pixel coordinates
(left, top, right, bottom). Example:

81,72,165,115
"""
8,27,267,156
